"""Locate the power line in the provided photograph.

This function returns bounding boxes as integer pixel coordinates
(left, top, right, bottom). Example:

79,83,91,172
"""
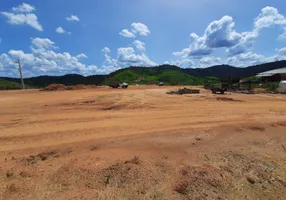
14,60,25,90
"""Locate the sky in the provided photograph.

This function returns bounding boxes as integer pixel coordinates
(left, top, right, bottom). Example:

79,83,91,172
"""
0,0,286,77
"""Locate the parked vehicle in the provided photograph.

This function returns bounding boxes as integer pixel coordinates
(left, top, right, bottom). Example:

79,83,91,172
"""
108,78,128,89
158,82,164,86
278,80,286,93
120,83,129,89
210,83,229,94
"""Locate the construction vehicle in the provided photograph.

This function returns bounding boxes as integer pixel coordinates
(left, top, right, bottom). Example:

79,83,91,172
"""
107,78,128,89
210,83,228,94
120,83,129,89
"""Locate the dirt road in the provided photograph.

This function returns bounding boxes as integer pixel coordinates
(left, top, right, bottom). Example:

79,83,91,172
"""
1,86,286,200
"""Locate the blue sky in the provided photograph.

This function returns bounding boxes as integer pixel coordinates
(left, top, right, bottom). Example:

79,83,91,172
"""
0,0,286,77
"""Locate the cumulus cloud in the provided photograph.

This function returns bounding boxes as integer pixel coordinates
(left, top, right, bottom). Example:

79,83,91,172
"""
1,3,43,31
102,47,111,53
278,28,286,40
119,22,150,38
199,57,222,67
0,37,103,77
119,29,135,38
1,12,43,31
117,47,156,66
226,52,267,67
270,47,286,61
205,16,241,48
170,59,194,68
55,27,71,35
31,38,56,49
228,7,286,56
0,53,14,73
56,27,65,34
254,7,286,30
76,53,88,59
100,47,156,74
173,16,241,58
173,6,286,67
131,23,150,36
66,15,80,21
12,3,35,13
9,50,35,64
133,40,145,51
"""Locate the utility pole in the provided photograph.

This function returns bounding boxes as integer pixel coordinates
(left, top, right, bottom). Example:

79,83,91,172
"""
15,60,25,90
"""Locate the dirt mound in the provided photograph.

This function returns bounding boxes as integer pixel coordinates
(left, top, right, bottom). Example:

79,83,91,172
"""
41,84,66,91
41,84,94,91
216,97,242,102
167,88,200,95
51,156,160,197
174,165,231,199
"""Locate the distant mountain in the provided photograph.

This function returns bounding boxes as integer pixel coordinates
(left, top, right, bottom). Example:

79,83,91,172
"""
183,61,286,78
2,74,105,88
1,60,285,89
117,60,286,79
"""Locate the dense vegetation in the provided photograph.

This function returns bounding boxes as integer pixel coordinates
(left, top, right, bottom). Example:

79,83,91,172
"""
0,60,285,89
111,69,221,85
0,79,35,90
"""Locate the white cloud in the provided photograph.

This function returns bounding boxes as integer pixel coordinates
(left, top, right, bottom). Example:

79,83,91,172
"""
12,3,35,13
55,27,71,35
0,38,102,76
173,48,191,58
133,40,145,51
1,3,42,31
255,7,286,30
117,47,156,66
270,47,286,61
0,37,115,77
278,28,286,40
1,12,43,31
131,23,150,36
76,53,88,59
31,38,56,49
173,16,241,58
199,57,222,67
227,7,286,56
102,47,111,53
9,50,35,64
205,16,241,48
66,15,80,21
56,27,65,34
170,58,194,68
119,22,150,38
173,6,286,63
100,47,156,74
119,29,136,38
226,52,266,67
0,53,14,72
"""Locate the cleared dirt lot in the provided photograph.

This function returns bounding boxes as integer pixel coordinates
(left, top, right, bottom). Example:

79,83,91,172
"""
1,86,286,200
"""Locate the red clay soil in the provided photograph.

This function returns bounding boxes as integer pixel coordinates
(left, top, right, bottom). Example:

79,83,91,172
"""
1,86,286,200
41,84,95,91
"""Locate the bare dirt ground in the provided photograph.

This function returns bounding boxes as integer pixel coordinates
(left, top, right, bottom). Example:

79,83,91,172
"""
1,86,286,200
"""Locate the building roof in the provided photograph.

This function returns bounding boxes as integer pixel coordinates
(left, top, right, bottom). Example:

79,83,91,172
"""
256,67,286,77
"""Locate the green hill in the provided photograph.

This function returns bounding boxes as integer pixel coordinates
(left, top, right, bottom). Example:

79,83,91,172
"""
109,68,220,86
1,60,285,89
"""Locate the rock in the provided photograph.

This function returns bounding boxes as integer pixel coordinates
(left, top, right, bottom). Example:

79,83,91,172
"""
20,171,31,178
246,175,256,184
6,171,14,178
